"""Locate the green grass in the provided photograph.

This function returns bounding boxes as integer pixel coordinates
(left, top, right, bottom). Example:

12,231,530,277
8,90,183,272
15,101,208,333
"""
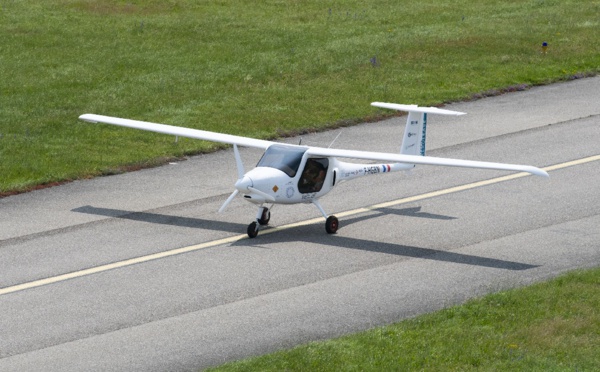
1,0,599,194
207,267,600,371
2,2,597,368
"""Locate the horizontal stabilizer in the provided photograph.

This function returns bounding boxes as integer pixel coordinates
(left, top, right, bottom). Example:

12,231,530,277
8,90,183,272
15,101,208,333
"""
371,102,466,116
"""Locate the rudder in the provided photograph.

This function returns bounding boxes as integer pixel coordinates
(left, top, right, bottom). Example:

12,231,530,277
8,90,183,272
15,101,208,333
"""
401,111,427,156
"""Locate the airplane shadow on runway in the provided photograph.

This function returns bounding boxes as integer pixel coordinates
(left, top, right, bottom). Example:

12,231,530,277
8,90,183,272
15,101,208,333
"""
236,206,537,271
73,205,536,271
71,205,247,234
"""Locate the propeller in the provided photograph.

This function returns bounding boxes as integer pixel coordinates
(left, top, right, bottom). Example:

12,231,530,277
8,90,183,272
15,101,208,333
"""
218,144,245,213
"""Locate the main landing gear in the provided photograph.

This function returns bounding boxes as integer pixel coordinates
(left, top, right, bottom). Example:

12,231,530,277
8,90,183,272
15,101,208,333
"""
313,199,338,235
246,201,339,238
325,215,339,234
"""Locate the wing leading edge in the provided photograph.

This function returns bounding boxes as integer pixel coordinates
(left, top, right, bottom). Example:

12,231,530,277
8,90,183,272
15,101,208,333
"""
79,114,274,149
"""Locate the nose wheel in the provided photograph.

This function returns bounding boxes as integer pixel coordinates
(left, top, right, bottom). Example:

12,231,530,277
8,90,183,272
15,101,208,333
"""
247,206,271,238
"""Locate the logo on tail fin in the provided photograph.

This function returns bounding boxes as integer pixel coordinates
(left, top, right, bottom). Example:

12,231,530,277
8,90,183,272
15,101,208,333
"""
420,113,427,156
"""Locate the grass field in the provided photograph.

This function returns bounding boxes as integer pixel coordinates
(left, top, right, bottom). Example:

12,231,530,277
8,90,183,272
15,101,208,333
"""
2,1,598,369
208,267,600,371
1,0,599,194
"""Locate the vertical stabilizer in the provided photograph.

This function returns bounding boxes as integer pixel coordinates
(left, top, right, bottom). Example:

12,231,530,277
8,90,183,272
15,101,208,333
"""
401,111,427,156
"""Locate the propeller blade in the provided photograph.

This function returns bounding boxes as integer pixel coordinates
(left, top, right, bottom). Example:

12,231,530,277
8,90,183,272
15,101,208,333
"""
218,189,239,213
219,145,245,213
233,144,245,179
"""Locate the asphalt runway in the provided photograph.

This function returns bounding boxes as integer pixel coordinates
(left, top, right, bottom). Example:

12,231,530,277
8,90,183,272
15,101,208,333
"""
1,76,599,371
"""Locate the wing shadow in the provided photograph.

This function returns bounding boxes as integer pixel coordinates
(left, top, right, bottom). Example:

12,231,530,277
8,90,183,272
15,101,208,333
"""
235,227,538,271
72,205,246,234
378,206,457,220
320,235,537,270
341,206,456,228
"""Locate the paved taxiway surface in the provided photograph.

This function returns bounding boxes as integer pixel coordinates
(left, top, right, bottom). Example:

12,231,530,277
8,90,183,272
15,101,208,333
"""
1,76,599,371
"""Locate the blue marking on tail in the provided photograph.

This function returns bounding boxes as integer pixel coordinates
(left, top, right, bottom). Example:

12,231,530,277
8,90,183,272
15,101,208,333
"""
420,113,427,156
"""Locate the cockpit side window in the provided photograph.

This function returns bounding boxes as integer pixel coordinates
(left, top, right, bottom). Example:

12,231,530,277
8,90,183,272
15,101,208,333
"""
298,158,329,193
256,145,308,177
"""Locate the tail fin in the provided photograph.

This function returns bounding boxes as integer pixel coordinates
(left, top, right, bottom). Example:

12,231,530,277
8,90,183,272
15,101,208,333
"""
401,110,428,156
371,103,466,156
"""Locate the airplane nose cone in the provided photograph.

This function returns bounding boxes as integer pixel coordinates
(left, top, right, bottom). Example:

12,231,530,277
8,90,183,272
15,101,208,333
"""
235,175,252,192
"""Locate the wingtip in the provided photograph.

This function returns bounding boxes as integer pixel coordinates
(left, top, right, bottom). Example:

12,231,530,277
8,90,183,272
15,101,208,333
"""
79,114,98,123
529,167,550,178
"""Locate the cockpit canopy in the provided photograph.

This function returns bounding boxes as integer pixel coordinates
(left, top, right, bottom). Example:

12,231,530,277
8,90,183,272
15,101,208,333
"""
256,144,308,177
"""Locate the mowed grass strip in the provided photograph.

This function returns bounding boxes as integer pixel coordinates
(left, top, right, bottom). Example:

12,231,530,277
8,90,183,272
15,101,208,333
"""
207,267,600,371
1,0,599,193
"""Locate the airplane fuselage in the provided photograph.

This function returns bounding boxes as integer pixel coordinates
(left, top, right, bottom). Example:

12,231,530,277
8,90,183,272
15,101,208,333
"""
237,144,413,206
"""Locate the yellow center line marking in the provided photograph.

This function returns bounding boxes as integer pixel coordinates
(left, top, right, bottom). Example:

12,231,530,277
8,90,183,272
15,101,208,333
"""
1,155,598,296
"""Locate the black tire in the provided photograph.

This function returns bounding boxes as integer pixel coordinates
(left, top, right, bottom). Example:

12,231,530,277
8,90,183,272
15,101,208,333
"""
325,216,339,234
247,222,259,238
258,208,270,225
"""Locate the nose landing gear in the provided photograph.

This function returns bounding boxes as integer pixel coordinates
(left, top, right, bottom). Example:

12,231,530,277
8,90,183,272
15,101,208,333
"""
247,206,271,238
258,207,271,225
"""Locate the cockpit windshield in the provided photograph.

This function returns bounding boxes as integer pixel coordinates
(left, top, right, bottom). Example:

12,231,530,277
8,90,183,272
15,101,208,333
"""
256,145,308,177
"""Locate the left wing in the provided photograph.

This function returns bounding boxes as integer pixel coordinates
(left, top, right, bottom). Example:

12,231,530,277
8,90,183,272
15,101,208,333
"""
79,114,274,149
307,147,549,177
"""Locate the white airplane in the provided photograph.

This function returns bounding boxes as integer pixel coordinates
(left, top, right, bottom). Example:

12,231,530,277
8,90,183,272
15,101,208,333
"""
79,103,548,238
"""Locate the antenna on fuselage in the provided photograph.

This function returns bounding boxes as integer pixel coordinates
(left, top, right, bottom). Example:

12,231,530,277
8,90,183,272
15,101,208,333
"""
328,131,343,148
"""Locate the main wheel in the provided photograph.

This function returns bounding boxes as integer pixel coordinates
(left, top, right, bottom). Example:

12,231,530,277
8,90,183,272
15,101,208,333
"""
258,208,270,225
325,215,339,234
247,221,259,238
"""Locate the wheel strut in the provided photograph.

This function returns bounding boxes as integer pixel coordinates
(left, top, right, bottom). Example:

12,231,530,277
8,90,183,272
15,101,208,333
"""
258,206,270,225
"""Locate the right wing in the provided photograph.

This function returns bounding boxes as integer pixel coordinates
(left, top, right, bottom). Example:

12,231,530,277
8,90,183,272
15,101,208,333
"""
79,114,274,149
